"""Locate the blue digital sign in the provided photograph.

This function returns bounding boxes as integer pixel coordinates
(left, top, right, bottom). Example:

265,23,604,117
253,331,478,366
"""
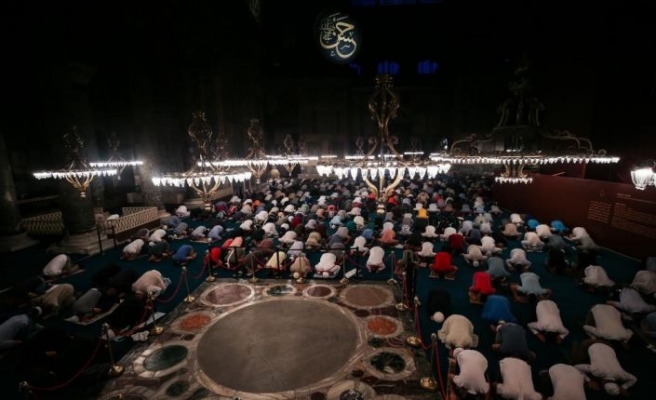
315,11,362,65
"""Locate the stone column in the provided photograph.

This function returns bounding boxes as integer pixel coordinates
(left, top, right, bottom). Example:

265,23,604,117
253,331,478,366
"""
0,134,39,251
138,155,170,220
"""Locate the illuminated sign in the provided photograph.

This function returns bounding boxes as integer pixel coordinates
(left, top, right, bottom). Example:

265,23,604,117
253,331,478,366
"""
315,11,361,64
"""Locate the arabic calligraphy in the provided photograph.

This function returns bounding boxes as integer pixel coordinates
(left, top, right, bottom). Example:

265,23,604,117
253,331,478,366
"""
317,12,359,62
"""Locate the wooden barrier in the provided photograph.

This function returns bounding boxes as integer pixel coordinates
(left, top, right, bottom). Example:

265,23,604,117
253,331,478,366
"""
21,212,65,236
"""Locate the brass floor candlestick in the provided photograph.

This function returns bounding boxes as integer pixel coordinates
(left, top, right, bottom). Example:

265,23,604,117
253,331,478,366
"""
103,323,125,377
181,267,195,303
420,333,438,391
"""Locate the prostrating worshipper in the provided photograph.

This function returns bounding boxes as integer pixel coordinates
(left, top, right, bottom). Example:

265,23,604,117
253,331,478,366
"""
468,272,495,305
90,263,122,289
148,239,173,263
481,295,517,326
521,231,544,252
422,225,439,239
190,225,209,241
510,213,524,226
493,357,542,400
479,235,501,256
204,246,223,269
0,307,41,352
606,287,656,317
527,300,569,343
441,226,457,242
579,265,615,293
569,226,590,241
290,256,312,281
535,224,552,240
583,304,633,345
266,251,287,278
510,272,552,303
437,314,479,354
463,244,487,268
501,222,521,239
208,224,224,241
173,222,190,238
162,215,182,228
315,253,340,278
492,322,536,362
67,286,119,323
366,246,386,273
545,248,571,275
485,256,511,284
630,269,656,297
466,228,482,247
377,228,399,248
107,268,139,296
448,232,467,255
32,284,75,318
121,238,146,261
641,312,656,340
42,254,79,279
239,239,275,277
431,245,458,280
105,292,150,339
172,244,197,265
541,364,587,400
448,348,490,400
131,269,171,297
550,219,568,234
175,204,191,218
148,228,167,243
427,288,452,323
130,228,150,242
306,231,323,250
505,248,532,272
417,241,436,266
575,341,637,396
544,234,570,253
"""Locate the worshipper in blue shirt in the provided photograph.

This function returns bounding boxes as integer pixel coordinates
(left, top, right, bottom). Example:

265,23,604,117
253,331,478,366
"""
208,224,224,241
526,218,540,231
173,244,197,265
550,220,568,234
482,295,517,329
0,307,41,351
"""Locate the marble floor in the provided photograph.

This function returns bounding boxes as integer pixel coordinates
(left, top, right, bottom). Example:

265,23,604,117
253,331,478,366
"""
98,279,440,400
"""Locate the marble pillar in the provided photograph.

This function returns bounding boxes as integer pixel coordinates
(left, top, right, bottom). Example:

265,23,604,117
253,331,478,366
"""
138,157,170,219
0,134,39,252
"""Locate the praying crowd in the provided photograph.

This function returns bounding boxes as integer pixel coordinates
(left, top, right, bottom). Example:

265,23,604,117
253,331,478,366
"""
1,173,655,399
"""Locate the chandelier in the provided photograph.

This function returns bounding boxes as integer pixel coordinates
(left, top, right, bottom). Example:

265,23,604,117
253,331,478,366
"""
316,74,452,202
267,134,316,176
630,160,655,190
151,111,251,205
88,132,143,179
32,126,118,198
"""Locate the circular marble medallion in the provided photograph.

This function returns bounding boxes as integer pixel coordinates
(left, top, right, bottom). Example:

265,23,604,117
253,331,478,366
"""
303,284,337,299
172,311,214,333
133,342,191,378
363,315,403,339
339,285,394,309
200,283,254,308
326,380,376,400
165,381,189,397
197,298,360,394
362,347,416,381
263,284,297,296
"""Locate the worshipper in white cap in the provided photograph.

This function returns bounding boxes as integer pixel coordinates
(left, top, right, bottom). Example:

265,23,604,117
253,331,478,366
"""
175,204,191,218
575,341,637,396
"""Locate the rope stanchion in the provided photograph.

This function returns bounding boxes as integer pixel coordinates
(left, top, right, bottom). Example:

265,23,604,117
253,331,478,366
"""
395,271,409,311
102,323,125,378
249,256,258,284
434,331,449,400
419,333,439,392
181,267,195,303
204,251,216,282
147,292,164,336
387,251,397,285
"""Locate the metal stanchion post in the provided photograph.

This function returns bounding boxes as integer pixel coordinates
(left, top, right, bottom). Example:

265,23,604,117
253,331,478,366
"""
103,323,125,377
296,253,306,284
420,333,439,391
249,256,259,283
205,250,216,282
148,292,164,336
396,271,409,311
387,252,397,285
405,296,421,347
182,267,195,303
340,251,352,285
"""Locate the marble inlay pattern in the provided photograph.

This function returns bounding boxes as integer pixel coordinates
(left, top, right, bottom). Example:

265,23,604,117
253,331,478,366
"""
362,315,404,339
362,347,416,381
303,283,337,299
169,311,215,334
263,283,298,297
339,284,395,309
133,342,191,378
325,380,376,400
199,283,255,308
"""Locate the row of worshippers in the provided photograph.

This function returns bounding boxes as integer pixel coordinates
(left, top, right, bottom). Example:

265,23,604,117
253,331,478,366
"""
428,288,641,398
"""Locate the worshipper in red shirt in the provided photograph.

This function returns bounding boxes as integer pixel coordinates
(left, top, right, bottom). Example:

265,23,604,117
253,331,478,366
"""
448,232,466,255
431,245,458,280
468,271,495,305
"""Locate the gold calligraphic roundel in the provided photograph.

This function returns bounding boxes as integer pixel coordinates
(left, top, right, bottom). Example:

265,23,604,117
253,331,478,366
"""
315,10,362,64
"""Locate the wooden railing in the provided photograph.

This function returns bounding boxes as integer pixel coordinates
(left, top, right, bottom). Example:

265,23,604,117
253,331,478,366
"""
21,212,65,236
101,207,159,235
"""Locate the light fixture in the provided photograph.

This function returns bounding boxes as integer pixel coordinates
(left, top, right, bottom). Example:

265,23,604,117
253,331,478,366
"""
630,160,655,190
88,132,143,179
315,74,452,202
32,126,117,198
152,111,252,207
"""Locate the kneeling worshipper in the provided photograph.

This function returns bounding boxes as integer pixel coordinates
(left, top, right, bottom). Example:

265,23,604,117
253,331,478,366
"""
510,272,552,303
505,248,532,271
542,363,587,400
527,300,569,343
67,286,119,323
479,235,501,256
122,238,146,261
366,246,386,273
544,234,570,253
481,295,517,327
426,288,452,323
468,272,495,304
583,304,633,344
315,253,340,278
148,228,167,243
501,222,521,239
172,244,197,265
437,314,479,355
32,283,76,318
431,246,458,280
521,231,545,252
131,269,172,297
485,256,511,283
545,248,571,275
42,254,79,279
448,348,490,400
607,287,656,317
190,225,209,241
535,223,552,240
630,269,656,297
494,357,542,400
579,265,615,293
105,292,150,339
463,244,487,267
575,341,637,396
239,239,275,276
492,321,535,362
0,307,42,352
266,251,288,278
208,224,224,241
148,239,172,263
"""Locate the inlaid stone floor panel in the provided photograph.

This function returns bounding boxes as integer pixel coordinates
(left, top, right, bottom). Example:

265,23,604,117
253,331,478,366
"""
99,279,439,400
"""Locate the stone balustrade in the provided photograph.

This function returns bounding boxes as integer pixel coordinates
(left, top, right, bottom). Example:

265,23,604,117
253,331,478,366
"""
21,212,65,236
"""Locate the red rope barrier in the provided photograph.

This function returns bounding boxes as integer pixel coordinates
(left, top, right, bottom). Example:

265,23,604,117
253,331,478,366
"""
191,260,207,279
154,270,185,304
434,340,448,400
30,337,103,392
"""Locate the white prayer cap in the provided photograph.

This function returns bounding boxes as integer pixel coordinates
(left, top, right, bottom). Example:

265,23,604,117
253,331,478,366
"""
453,347,464,358
432,312,445,323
